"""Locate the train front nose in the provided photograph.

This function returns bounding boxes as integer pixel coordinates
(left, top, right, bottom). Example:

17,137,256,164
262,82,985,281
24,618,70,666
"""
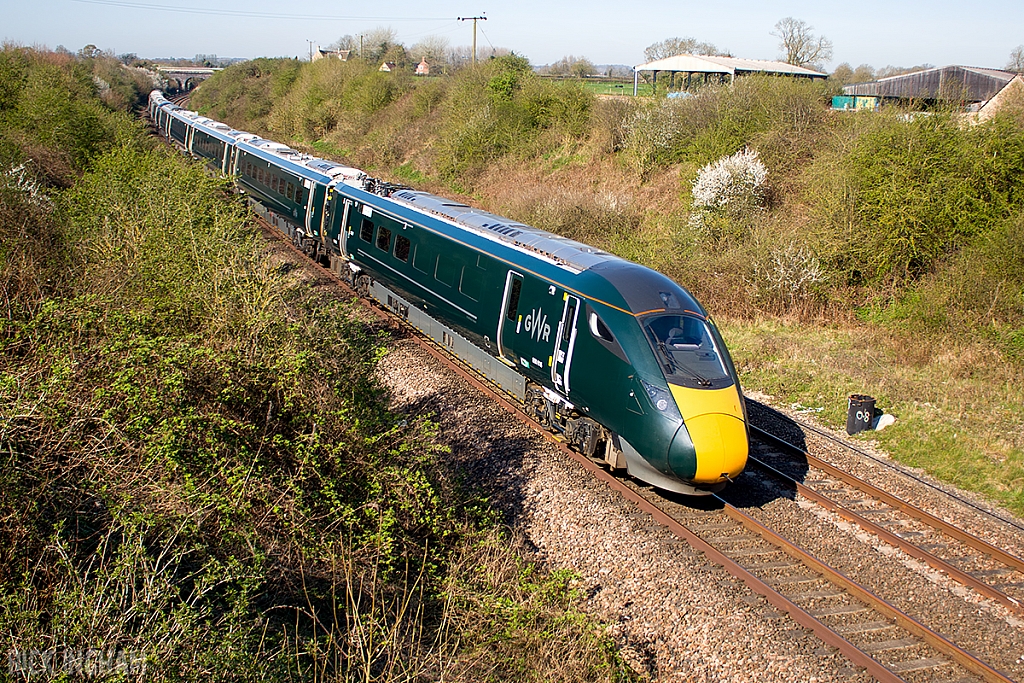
668,385,748,485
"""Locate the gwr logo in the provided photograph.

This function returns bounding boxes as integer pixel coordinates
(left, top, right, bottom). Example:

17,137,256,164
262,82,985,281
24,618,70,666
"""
522,308,551,343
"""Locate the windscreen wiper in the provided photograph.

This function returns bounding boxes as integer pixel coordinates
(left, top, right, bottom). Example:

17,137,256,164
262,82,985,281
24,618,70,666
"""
657,341,712,387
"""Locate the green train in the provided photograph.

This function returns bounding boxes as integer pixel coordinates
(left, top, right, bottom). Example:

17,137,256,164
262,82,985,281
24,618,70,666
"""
150,90,748,494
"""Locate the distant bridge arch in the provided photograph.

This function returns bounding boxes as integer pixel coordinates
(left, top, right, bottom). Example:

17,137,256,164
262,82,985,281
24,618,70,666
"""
156,66,221,92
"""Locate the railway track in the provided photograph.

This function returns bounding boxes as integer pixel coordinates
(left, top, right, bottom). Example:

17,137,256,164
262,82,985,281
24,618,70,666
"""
745,418,1024,616
254,214,1017,683
146,107,1019,680
627,481,1012,683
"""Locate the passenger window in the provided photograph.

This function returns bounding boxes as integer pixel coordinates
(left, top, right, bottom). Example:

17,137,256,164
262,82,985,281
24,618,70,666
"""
296,187,304,204
412,246,432,273
376,226,392,252
360,218,374,242
286,182,293,200
435,255,458,287
394,234,411,262
460,267,483,301
505,278,522,322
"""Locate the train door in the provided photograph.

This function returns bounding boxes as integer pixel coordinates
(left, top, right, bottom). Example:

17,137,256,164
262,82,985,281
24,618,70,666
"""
303,180,315,235
551,294,580,393
497,271,524,364
319,187,333,243
338,199,353,257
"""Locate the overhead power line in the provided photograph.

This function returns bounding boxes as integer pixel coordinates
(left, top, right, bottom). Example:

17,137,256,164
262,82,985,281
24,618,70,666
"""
70,0,451,21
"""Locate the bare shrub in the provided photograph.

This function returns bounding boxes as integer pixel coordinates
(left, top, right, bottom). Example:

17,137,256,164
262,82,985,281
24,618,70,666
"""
621,98,684,179
749,241,827,312
589,97,633,154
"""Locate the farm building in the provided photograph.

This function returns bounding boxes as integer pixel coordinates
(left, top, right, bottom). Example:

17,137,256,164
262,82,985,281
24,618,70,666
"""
843,66,1018,109
975,74,1024,121
632,54,826,95
312,48,350,62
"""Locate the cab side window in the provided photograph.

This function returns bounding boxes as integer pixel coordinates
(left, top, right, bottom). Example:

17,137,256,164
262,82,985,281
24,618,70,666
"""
586,304,627,362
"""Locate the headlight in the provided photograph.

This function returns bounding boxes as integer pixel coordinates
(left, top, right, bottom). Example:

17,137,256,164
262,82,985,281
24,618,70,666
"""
640,378,680,418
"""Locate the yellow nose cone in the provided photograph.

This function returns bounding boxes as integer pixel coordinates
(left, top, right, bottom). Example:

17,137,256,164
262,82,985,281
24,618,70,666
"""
684,412,748,483
669,384,749,484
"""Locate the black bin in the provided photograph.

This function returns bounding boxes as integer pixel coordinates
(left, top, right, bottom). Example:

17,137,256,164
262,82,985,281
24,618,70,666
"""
846,394,875,435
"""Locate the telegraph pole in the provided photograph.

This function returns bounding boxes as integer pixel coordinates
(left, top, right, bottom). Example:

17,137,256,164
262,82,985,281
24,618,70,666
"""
458,14,486,67
307,40,314,62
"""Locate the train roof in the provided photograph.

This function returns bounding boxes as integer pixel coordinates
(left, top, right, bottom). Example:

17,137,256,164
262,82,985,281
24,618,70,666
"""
190,115,244,144
236,137,364,185
388,189,620,272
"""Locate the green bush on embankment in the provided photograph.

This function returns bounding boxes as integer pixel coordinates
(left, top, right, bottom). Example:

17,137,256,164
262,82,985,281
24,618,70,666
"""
0,45,637,681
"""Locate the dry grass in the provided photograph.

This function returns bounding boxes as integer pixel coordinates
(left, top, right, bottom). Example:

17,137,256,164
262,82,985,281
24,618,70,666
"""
723,316,1024,513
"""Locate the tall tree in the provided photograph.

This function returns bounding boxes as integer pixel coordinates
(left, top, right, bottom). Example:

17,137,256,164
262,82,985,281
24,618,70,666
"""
644,37,725,62
410,35,451,68
771,17,833,70
830,62,875,85
328,35,358,52
1008,45,1024,73
547,55,596,77
358,26,400,63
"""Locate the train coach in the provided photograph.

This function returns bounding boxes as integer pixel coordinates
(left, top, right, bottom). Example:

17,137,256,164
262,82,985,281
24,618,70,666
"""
149,90,749,495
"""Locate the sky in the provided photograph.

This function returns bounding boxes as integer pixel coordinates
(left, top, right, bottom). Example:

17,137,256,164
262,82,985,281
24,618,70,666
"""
3,0,1023,71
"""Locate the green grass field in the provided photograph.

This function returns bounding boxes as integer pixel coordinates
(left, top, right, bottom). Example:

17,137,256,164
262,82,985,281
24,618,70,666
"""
578,79,654,96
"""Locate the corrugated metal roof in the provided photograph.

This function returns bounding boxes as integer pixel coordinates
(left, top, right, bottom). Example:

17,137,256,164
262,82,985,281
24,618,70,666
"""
634,54,826,78
844,66,1016,102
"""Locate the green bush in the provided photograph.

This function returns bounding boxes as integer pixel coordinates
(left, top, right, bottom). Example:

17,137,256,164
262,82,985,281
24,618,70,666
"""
870,211,1024,345
809,111,1024,287
621,75,831,180
435,55,593,179
191,58,302,134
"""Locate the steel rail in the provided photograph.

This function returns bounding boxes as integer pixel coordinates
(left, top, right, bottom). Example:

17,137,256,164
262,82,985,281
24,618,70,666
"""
743,436,1022,614
714,497,1015,683
746,400,1024,537
751,425,1024,576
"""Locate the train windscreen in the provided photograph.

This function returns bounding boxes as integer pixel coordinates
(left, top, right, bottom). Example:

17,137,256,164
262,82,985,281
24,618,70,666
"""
642,314,733,389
